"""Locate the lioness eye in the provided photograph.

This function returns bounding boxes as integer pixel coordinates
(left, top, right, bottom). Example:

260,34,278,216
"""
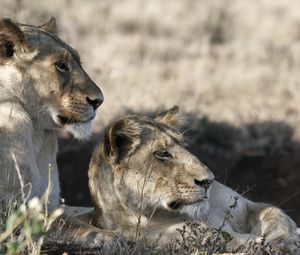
55,62,70,73
153,150,173,160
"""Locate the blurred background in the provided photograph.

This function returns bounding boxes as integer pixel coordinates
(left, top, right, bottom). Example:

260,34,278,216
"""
1,0,300,225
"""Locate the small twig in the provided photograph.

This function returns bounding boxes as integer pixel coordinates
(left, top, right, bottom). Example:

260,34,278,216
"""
11,152,26,202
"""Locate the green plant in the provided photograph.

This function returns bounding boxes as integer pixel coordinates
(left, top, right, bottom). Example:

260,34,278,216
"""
0,165,62,255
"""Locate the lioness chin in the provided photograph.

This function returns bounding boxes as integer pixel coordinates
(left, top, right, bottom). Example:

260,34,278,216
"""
0,17,114,247
89,106,300,253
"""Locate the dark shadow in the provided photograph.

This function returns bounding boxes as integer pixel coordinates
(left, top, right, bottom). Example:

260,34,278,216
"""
57,133,101,206
57,110,300,225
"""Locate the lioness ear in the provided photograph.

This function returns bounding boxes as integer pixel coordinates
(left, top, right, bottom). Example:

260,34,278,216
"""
39,17,57,34
0,18,28,59
155,105,181,127
104,118,141,163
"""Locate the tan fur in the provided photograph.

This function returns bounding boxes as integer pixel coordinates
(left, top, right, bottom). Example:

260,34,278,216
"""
89,107,300,253
0,18,112,247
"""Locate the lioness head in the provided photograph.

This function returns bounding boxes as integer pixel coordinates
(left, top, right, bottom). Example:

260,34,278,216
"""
89,106,214,228
0,18,103,139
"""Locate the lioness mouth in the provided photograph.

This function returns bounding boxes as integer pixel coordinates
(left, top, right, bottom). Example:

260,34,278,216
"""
168,198,206,210
58,115,89,125
168,201,184,210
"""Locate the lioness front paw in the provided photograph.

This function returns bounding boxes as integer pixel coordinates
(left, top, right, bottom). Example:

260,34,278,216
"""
276,236,300,255
261,233,300,255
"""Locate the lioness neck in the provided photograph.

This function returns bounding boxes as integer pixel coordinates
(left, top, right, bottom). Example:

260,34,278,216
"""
0,68,60,210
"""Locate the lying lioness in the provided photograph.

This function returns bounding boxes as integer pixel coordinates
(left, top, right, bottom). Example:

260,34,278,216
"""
88,106,300,253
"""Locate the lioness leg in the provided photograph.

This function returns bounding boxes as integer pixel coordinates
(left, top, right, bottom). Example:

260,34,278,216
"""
247,202,300,253
207,182,299,252
46,207,115,248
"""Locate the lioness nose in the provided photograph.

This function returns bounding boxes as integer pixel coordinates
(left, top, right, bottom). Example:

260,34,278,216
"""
86,96,103,110
194,179,213,189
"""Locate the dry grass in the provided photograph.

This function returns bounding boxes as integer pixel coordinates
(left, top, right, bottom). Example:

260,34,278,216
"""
1,0,300,253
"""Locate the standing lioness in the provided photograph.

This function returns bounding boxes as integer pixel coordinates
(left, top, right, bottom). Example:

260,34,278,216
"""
0,18,111,246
